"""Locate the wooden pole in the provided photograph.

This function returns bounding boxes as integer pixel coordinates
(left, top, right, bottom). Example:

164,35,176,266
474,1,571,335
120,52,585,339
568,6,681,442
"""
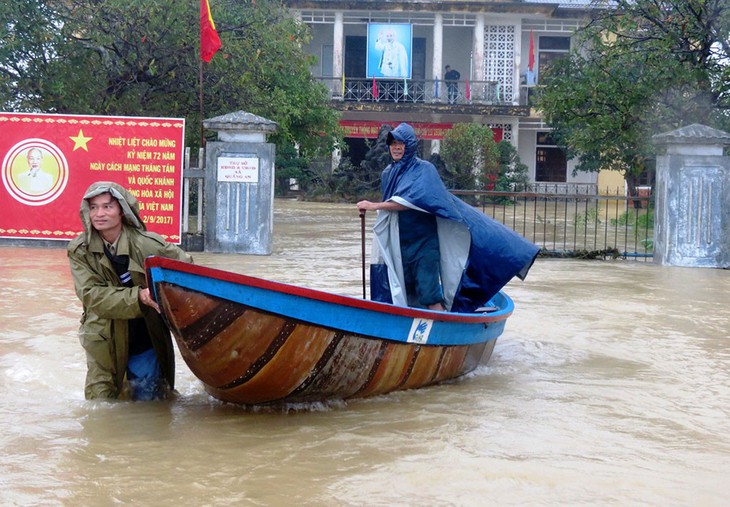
360,211,367,299
199,59,205,147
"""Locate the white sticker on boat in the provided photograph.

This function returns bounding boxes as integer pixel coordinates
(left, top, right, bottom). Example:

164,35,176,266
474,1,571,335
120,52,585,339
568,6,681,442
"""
407,318,433,344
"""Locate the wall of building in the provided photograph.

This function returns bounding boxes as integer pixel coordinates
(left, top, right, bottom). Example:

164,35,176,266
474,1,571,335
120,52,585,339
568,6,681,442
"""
295,6,598,190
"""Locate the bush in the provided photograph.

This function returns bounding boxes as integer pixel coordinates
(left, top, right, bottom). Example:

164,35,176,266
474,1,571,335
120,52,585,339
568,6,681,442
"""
440,124,499,191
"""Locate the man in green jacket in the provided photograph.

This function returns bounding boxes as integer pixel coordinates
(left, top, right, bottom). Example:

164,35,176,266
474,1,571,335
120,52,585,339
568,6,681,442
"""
68,181,192,400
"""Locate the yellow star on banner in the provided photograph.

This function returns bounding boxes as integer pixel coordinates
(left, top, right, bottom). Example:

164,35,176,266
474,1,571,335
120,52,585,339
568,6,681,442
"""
70,129,93,151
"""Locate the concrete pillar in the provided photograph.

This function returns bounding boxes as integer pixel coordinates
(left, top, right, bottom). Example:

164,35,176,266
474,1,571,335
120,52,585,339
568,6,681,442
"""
472,15,485,83
432,14,443,101
514,22,523,104
331,147,341,172
202,111,278,254
510,120,519,150
333,12,344,98
652,124,730,268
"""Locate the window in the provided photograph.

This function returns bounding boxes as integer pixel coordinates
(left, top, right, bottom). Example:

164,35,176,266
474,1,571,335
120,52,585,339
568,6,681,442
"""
637,158,655,187
535,132,566,182
537,36,570,83
345,36,367,78
321,44,333,77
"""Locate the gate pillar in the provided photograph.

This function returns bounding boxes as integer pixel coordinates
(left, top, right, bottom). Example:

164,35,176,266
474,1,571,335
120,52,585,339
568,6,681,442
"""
202,111,278,254
652,124,730,268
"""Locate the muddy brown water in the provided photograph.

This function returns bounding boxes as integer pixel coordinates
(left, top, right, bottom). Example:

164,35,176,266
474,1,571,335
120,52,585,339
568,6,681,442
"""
1,199,728,506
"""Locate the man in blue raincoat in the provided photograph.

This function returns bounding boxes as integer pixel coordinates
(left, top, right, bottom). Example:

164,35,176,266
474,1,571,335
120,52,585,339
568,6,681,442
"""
357,123,539,313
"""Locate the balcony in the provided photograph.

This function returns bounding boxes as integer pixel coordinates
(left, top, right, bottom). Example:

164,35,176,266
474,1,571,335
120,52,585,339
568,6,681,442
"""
316,77,536,108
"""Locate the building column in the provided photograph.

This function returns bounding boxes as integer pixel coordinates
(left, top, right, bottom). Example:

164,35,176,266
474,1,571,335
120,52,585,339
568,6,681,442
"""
511,120,519,150
331,147,341,172
514,22,523,104
333,12,344,96
472,14,485,83
432,13,443,101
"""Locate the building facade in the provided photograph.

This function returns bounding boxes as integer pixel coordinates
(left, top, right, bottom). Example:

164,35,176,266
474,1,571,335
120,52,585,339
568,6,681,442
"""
285,0,601,192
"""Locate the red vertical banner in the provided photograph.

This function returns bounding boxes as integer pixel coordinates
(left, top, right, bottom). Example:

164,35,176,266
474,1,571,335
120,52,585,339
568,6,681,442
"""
372,77,379,100
465,78,471,100
200,0,222,63
526,29,537,85
0,113,186,243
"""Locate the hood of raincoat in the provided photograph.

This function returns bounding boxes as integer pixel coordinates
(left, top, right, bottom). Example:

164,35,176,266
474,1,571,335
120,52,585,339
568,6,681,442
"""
386,122,418,167
79,181,145,243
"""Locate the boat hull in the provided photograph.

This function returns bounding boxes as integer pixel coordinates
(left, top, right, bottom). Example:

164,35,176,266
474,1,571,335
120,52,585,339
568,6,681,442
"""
146,257,512,405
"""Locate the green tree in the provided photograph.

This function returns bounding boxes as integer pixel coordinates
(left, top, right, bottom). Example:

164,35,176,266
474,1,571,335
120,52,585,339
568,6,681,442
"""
274,142,309,195
495,140,529,191
0,0,341,157
440,123,499,190
537,0,730,192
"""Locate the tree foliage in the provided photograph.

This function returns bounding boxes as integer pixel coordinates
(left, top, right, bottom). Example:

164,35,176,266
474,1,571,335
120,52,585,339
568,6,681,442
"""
495,141,530,191
440,123,499,190
537,0,730,181
0,0,341,156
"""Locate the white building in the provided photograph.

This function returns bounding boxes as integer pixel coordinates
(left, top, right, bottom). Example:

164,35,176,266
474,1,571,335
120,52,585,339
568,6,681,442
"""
285,0,604,192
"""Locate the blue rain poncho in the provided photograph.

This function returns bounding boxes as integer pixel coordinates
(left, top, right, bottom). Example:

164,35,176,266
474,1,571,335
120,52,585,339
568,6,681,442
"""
370,123,539,313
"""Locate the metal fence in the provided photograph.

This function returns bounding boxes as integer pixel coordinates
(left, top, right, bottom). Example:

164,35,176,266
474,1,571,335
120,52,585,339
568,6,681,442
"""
182,149,654,260
182,147,205,237
452,190,654,261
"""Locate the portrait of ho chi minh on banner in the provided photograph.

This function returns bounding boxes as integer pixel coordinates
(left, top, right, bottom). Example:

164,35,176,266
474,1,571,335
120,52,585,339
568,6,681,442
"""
367,23,413,80
0,112,186,243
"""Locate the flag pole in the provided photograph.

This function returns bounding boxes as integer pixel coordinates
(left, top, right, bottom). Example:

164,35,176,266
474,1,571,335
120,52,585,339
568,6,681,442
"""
199,59,205,147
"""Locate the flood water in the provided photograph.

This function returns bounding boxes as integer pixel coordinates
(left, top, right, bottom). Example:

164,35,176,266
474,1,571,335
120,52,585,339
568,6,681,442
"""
1,199,729,506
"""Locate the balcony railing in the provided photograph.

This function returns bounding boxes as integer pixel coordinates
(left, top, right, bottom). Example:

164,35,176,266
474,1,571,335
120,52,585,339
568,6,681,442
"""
316,77,520,106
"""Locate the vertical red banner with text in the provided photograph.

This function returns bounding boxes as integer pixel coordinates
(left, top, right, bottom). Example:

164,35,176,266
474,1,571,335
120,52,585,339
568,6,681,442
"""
0,113,185,243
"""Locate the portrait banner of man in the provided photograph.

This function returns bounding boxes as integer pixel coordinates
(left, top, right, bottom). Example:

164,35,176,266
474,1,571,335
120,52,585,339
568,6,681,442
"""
3,139,67,206
0,112,185,243
367,23,412,79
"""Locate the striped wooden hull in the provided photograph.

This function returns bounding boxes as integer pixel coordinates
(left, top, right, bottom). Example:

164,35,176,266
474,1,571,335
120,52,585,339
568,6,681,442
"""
145,256,514,405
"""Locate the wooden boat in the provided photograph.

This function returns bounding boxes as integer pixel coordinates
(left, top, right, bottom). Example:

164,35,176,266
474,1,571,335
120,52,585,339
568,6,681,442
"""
145,256,514,405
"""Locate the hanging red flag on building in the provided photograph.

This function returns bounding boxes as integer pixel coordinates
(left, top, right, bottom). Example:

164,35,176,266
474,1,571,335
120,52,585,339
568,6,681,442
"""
526,29,536,85
200,0,222,62
372,77,379,100
465,78,471,100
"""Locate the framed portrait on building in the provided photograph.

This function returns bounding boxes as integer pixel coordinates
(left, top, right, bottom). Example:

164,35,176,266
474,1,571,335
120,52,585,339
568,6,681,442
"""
367,23,412,79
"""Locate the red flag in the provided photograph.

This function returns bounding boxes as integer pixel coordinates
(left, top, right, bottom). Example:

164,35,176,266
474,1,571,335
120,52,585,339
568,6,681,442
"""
465,78,471,100
372,77,379,100
200,0,222,63
528,29,535,72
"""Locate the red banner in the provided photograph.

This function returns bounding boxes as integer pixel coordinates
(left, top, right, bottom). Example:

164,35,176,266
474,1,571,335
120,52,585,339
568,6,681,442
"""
341,120,453,140
340,120,503,142
0,112,185,243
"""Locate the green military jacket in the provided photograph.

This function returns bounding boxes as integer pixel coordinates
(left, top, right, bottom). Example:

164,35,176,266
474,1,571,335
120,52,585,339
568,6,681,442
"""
67,182,192,399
